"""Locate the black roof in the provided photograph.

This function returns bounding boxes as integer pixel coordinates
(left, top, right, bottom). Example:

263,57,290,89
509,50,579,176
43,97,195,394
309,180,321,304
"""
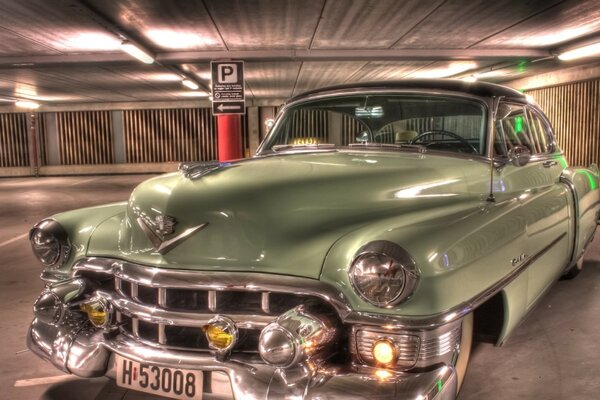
291,79,526,102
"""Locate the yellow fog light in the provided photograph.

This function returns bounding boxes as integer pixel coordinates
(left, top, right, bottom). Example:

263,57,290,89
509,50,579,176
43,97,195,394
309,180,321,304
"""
80,297,111,328
373,339,396,365
203,316,238,354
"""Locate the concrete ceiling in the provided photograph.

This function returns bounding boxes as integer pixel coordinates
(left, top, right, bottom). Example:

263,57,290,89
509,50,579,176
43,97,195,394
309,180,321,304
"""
0,0,598,107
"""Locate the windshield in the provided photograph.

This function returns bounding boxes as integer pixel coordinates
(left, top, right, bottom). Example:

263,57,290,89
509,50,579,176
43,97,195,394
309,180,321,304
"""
258,94,487,156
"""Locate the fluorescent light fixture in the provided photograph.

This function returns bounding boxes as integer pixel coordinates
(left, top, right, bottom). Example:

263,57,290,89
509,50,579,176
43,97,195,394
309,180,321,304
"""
558,42,600,61
410,62,477,79
182,79,199,90
461,75,477,82
121,40,154,64
15,100,40,109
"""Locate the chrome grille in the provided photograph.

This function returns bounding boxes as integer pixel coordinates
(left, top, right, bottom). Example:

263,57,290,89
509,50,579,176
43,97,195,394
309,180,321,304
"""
110,276,330,353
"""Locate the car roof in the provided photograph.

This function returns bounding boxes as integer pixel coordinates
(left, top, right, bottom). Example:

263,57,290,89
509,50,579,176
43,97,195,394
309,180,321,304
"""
290,79,526,103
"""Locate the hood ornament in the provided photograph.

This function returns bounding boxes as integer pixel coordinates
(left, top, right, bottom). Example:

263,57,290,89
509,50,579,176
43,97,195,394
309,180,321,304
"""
179,161,231,180
137,214,208,255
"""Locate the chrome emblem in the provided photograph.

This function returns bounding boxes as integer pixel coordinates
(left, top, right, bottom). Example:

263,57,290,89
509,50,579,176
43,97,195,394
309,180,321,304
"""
511,253,528,266
137,214,208,255
155,215,177,236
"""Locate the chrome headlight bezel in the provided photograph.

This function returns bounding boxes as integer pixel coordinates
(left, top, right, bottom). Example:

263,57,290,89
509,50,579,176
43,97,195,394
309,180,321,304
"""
349,241,419,308
29,219,71,269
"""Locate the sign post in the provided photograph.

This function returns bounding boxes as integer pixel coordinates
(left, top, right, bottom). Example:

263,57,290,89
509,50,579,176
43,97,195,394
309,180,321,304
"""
211,61,245,115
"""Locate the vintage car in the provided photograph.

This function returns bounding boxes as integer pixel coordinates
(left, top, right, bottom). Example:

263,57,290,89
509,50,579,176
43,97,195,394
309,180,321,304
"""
27,80,599,400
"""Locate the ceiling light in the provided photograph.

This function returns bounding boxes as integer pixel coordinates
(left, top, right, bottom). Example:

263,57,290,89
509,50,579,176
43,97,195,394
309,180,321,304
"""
15,100,40,109
182,79,199,90
558,42,600,61
410,62,478,79
462,75,477,82
121,40,154,64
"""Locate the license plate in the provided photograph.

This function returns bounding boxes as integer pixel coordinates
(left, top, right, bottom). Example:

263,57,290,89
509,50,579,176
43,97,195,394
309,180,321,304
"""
116,355,203,400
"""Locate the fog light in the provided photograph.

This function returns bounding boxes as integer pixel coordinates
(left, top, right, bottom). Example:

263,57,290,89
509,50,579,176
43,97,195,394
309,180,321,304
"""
80,297,111,328
259,327,296,367
203,316,237,354
373,339,396,365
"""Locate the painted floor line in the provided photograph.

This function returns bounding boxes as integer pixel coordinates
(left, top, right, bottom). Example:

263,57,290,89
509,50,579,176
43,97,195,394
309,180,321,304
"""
0,233,28,249
14,374,78,387
68,177,100,186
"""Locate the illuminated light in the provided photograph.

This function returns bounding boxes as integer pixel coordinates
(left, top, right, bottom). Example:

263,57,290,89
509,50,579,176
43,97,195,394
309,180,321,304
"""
473,69,510,79
372,339,396,365
415,396,426,400
80,298,110,327
515,116,523,133
121,41,154,64
182,79,199,90
461,75,477,82
15,100,40,109
145,29,218,49
517,60,527,73
375,369,393,379
66,32,120,51
204,324,234,349
437,379,443,392
146,73,182,82
428,252,438,262
410,62,477,79
559,42,600,61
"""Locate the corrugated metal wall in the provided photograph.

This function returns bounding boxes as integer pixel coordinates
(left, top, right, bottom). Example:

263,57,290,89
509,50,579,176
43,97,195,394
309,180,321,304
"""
123,108,217,163
0,113,29,167
56,111,114,165
526,79,600,166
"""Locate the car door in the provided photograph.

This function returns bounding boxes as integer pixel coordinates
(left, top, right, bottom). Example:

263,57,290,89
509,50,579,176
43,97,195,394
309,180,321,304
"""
494,102,571,307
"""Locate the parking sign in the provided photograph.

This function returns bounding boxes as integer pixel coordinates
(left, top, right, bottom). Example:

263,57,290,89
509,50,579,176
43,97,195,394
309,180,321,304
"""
211,61,245,115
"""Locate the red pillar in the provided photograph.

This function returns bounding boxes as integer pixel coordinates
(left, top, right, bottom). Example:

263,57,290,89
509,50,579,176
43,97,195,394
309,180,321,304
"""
217,114,242,161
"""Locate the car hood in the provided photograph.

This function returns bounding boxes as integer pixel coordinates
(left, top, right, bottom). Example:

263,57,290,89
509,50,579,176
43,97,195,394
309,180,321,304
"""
88,151,488,278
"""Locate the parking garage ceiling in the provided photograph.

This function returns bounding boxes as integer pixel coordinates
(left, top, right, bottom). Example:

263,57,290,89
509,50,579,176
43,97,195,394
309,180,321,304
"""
0,0,599,106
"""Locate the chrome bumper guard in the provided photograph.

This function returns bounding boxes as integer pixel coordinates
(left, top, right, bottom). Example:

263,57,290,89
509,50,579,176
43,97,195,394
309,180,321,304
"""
28,316,457,400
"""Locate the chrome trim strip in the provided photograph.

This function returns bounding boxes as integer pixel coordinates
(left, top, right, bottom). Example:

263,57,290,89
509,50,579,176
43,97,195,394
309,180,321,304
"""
131,318,139,337
98,290,275,329
560,176,579,267
208,290,217,312
130,282,138,301
346,232,567,329
157,288,167,344
261,292,270,314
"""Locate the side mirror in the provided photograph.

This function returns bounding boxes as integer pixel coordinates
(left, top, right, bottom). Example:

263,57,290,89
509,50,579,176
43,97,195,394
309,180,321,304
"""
508,145,531,167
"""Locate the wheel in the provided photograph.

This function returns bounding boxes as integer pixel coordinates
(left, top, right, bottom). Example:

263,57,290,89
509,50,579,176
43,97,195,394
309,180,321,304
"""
562,256,583,280
454,312,473,395
410,130,479,154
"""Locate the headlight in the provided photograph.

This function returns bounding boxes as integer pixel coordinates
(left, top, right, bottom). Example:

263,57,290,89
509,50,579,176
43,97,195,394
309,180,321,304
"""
349,241,419,307
29,219,71,268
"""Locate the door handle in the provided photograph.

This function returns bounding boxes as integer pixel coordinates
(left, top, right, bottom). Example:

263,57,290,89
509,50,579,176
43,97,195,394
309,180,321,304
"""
543,160,558,168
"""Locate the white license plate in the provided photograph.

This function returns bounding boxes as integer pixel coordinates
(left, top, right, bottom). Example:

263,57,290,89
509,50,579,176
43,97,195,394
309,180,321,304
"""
116,355,203,400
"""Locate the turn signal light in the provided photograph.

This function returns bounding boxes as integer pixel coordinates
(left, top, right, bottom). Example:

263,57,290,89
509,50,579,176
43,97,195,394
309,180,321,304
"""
204,325,234,349
373,339,396,365
80,297,111,328
203,316,238,354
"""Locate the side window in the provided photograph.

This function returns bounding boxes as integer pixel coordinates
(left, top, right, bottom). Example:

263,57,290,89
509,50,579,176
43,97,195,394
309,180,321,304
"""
526,108,555,154
494,103,537,156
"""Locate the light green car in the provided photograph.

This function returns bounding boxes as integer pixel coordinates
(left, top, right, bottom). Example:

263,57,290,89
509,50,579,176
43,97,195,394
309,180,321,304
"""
27,80,600,400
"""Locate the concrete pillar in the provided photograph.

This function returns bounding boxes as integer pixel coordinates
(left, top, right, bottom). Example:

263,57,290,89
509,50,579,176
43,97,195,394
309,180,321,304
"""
44,113,60,166
217,114,242,161
247,106,260,156
112,110,126,163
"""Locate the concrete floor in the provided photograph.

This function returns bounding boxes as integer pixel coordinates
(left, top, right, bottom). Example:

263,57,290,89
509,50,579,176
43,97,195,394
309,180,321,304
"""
1,175,599,400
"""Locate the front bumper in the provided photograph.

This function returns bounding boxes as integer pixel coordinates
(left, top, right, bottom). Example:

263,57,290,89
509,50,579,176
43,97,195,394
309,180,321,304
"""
28,317,457,399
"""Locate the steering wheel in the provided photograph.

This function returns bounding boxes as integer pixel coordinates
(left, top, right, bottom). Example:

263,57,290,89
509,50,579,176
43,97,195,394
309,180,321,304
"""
410,130,478,154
